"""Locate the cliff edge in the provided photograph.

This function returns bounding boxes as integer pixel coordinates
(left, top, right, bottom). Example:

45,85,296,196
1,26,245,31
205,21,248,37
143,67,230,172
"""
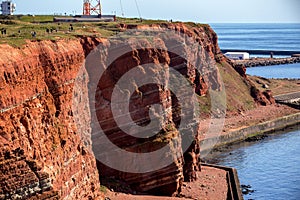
0,22,273,199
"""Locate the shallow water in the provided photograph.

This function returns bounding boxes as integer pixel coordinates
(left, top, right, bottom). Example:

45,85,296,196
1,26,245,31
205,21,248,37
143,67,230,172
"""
246,63,300,79
204,127,300,200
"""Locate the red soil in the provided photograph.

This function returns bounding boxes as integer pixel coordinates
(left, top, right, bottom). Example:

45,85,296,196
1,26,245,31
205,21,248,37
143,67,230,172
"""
105,166,227,200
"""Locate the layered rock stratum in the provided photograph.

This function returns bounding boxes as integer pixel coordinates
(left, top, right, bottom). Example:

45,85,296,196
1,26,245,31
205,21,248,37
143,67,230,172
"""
0,22,274,199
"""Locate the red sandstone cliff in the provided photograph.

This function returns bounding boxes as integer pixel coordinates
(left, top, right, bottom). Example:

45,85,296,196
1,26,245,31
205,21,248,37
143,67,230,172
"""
0,22,272,199
0,40,102,199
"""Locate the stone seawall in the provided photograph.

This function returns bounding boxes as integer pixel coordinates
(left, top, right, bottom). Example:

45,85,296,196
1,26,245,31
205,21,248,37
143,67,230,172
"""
201,163,244,200
200,112,300,153
275,92,300,109
232,57,300,68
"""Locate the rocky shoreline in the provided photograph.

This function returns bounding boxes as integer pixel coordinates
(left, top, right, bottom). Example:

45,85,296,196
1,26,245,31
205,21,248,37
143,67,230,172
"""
232,57,300,68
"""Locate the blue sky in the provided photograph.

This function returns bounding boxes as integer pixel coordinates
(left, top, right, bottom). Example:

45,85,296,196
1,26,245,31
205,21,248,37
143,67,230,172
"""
12,0,300,23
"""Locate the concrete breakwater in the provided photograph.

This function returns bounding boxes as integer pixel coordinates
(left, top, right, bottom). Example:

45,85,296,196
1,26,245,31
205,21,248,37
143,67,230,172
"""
232,57,300,68
201,163,244,200
200,112,300,154
275,92,300,109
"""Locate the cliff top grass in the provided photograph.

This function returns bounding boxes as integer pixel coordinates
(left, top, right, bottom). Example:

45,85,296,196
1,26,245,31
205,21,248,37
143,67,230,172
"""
0,15,120,47
0,15,209,48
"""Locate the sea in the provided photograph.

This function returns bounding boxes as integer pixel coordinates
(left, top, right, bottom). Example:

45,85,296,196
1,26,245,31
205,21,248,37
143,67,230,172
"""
211,23,300,79
205,127,300,200
206,23,300,199
211,23,300,53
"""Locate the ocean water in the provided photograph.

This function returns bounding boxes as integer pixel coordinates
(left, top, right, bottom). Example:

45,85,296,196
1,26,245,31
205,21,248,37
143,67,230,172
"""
206,127,300,200
211,23,300,53
246,63,300,79
211,23,300,78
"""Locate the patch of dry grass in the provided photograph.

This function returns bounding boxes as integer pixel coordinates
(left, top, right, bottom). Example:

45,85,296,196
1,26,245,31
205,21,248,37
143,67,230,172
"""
249,76,300,96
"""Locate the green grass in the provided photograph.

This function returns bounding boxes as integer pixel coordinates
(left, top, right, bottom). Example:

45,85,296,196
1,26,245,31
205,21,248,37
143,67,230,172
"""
117,17,168,25
0,15,57,23
0,22,114,47
19,15,55,23
217,62,256,112
100,185,108,194
184,21,210,29
0,15,209,48
197,95,212,116
0,15,120,47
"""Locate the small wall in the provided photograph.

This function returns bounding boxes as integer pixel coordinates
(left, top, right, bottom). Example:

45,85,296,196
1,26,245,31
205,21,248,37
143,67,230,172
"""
201,163,244,200
201,113,300,153
237,57,300,67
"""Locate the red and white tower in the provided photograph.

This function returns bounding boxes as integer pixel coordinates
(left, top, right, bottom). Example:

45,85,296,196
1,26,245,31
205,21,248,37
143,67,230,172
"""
83,0,102,15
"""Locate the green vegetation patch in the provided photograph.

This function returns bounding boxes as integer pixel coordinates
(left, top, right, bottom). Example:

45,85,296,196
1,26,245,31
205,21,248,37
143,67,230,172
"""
217,61,256,112
0,15,210,48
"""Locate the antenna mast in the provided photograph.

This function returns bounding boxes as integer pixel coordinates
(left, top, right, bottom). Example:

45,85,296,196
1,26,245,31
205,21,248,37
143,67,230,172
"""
83,0,102,15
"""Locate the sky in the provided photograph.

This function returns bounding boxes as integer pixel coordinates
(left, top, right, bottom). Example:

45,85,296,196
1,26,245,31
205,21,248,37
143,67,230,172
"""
11,0,300,23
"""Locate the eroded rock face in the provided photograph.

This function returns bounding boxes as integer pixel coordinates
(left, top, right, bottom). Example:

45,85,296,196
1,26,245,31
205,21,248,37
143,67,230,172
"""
0,22,266,199
263,90,276,105
233,64,247,78
0,146,59,199
92,47,186,196
0,41,101,199
85,24,223,196
250,86,276,106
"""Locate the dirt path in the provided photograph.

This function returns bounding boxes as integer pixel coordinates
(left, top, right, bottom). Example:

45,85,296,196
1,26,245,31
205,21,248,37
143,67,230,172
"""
104,166,228,200
274,92,300,101
223,104,299,132
198,104,299,142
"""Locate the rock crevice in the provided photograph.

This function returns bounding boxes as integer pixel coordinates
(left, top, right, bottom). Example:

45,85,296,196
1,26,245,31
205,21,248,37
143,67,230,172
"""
0,22,272,199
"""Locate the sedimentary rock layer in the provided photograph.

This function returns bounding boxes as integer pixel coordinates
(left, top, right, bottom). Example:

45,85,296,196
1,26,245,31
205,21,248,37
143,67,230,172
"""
0,22,271,199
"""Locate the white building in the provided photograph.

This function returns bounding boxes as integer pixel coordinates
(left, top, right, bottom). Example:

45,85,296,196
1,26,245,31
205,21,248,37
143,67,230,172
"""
1,0,16,15
225,52,250,60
